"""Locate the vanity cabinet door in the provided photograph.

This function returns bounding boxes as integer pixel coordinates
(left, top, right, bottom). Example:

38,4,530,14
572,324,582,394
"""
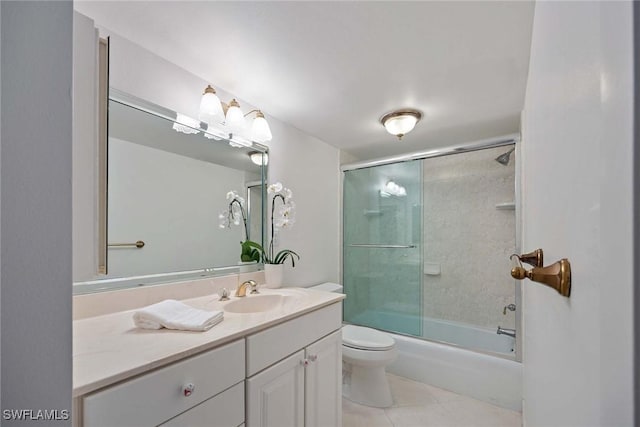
304,330,342,427
246,350,305,427
245,303,342,376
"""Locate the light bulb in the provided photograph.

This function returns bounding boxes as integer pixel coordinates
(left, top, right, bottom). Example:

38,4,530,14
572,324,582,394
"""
250,111,272,142
384,115,418,137
198,85,224,124
225,99,245,133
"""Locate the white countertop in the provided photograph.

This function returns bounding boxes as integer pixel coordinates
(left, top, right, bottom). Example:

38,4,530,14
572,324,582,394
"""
73,287,344,397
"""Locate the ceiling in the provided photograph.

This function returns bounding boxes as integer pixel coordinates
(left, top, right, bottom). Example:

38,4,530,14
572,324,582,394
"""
75,1,535,161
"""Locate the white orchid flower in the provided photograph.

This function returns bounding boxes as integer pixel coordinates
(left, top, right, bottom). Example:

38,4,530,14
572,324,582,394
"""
278,202,296,220
275,215,296,229
268,182,283,194
220,189,250,241
283,187,293,201
218,211,229,228
274,216,290,229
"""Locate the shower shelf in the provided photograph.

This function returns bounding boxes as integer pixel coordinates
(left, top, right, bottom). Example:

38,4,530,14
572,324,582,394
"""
495,202,516,210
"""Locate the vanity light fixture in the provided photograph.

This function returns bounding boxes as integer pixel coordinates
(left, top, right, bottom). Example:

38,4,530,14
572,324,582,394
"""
172,113,201,135
245,110,273,143
194,85,274,143
224,98,245,133
249,152,268,166
228,135,253,148
198,85,224,124
380,109,422,140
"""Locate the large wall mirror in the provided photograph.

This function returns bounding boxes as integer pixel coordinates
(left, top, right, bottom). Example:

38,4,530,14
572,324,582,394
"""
74,89,267,293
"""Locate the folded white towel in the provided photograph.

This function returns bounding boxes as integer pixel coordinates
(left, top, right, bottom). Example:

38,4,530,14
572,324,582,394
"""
133,299,223,332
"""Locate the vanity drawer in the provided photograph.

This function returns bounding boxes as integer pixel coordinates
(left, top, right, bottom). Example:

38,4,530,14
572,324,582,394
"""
160,381,244,427
246,303,342,376
83,339,244,427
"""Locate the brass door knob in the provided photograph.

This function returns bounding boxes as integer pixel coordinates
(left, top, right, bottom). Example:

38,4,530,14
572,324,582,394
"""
511,259,571,297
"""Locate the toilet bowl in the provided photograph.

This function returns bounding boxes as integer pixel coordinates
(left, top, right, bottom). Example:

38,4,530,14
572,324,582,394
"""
310,283,397,408
342,324,397,407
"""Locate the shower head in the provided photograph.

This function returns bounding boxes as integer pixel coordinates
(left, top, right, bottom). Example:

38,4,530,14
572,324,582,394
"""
495,147,515,166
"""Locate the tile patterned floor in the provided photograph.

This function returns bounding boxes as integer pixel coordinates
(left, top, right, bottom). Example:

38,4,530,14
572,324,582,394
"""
343,374,522,427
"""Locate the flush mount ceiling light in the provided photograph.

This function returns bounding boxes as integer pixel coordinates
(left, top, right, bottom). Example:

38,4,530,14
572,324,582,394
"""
380,180,407,197
249,151,269,166
380,109,422,140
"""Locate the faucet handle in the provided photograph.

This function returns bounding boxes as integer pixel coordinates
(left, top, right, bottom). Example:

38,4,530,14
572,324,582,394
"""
250,281,259,294
503,304,516,315
219,288,230,301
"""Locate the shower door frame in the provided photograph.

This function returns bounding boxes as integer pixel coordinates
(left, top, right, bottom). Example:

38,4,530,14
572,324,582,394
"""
341,133,522,362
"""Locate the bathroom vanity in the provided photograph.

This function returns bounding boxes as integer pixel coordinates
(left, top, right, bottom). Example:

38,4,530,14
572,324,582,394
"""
73,287,344,427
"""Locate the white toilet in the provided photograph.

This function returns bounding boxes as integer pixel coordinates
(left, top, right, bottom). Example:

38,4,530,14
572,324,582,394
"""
311,283,397,408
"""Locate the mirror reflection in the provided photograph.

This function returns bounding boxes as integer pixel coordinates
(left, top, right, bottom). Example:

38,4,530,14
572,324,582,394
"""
82,93,266,289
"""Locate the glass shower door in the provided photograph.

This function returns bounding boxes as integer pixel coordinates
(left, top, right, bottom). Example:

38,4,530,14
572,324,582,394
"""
343,160,422,336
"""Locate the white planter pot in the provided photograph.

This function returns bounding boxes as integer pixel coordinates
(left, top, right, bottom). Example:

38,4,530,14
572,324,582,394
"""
238,261,257,273
264,264,284,288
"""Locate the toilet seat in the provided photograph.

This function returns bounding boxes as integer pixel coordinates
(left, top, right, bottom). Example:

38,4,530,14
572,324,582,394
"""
342,324,395,351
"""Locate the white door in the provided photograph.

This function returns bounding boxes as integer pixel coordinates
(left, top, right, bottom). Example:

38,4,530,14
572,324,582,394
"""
304,331,342,427
246,350,305,427
522,1,634,425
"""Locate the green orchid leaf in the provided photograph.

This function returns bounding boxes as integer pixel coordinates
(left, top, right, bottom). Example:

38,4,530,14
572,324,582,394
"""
273,249,300,267
241,240,268,263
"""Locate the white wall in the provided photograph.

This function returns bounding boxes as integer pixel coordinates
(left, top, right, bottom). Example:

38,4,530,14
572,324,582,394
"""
1,1,73,423
73,11,99,282
108,137,246,277
265,119,340,285
521,2,634,426
1,0,3,405
73,16,340,286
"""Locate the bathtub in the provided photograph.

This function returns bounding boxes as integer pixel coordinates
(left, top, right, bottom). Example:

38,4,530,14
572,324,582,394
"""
387,332,522,411
349,311,522,411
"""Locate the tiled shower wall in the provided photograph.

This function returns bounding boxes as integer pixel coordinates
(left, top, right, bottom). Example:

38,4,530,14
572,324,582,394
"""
422,146,516,330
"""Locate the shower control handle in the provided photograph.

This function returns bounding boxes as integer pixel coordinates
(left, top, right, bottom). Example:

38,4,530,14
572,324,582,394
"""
503,304,516,315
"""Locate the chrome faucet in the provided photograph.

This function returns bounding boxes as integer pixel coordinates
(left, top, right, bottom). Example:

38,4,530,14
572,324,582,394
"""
235,280,257,297
497,326,516,338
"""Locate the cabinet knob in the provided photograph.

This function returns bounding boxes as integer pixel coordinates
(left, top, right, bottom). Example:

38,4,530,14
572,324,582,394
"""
301,355,317,367
183,383,195,397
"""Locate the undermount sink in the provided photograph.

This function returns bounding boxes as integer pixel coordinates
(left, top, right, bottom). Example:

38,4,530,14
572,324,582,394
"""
224,294,286,314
